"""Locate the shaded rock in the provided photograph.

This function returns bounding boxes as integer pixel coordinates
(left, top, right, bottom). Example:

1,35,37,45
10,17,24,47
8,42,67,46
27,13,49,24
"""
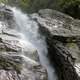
0,54,22,73
46,40,80,80
31,9,80,80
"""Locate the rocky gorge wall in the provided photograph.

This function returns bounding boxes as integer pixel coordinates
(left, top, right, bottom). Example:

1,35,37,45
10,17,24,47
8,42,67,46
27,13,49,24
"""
0,4,80,80
31,9,80,80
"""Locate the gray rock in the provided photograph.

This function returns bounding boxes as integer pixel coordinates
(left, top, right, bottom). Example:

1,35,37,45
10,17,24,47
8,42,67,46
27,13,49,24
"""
0,6,48,80
31,9,80,38
31,9,80,80
0,70,20,80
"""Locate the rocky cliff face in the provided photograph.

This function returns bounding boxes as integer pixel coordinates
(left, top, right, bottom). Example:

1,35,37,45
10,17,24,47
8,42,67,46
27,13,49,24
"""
31,9,80,80
0,5,47,80
0,4,80,80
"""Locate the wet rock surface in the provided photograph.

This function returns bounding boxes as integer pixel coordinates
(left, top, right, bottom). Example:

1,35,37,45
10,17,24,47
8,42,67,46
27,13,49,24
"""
0,5,47,80
0,70,21,80
32,9,80,80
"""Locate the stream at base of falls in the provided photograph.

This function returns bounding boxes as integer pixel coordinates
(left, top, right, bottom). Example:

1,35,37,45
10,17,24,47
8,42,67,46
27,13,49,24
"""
10,7,57,80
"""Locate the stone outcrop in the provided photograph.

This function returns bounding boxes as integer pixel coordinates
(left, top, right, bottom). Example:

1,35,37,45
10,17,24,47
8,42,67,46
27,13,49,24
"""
0,5,47,80
1,4,80,80
31,9,80,80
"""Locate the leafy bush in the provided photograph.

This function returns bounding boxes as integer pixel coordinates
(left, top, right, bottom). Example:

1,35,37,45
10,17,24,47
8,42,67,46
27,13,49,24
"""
19,0,57,13
59,0,80,18
0,0,8,4
1,0,80,18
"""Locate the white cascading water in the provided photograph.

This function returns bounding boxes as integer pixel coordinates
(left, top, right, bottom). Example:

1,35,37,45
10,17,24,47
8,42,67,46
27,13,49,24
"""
11,7,57,80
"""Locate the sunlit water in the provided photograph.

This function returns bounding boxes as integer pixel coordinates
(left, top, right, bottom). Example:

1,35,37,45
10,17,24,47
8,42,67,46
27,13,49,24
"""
75,63,80,76
10,7,57,80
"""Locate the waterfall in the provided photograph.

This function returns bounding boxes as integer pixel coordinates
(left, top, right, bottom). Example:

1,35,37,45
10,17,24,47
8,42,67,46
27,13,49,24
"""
10,7,57,80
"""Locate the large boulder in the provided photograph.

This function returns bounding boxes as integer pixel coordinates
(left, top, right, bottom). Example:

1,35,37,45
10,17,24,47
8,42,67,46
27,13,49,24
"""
31,9,80,38
31,9,80,80
0,5,47,80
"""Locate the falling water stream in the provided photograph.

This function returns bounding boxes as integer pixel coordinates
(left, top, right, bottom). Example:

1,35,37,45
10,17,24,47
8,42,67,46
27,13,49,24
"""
10,7,57,80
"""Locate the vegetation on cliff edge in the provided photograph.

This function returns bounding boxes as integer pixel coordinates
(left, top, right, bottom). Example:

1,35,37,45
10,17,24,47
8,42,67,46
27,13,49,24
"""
0,0,80,18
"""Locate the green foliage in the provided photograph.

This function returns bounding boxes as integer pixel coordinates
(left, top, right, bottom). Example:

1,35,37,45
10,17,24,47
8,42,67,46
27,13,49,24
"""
8,0,58,12
19,0,33,12
60,0,80,8
0,0,8,4
1,0,80,18
66,43,77,49
16,0,80,18
15,0,58,13
59,0,80,18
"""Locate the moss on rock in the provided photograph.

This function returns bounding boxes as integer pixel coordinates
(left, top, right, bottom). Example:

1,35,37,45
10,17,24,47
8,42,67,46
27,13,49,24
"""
0,55,22,73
